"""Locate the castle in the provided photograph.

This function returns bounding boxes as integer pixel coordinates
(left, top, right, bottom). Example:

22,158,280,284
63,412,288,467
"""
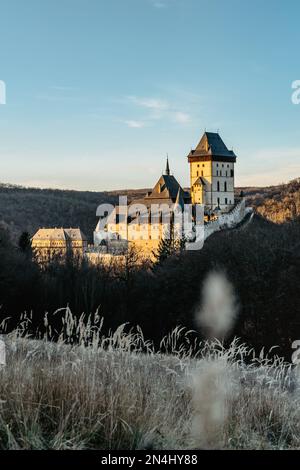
31,131,247,262
93,131,238,258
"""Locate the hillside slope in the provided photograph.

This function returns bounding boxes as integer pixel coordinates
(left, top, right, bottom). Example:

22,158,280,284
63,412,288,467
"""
238,178,300,223
0,184,147,242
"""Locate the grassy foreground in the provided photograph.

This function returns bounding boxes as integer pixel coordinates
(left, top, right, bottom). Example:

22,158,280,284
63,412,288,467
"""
0,314,299,450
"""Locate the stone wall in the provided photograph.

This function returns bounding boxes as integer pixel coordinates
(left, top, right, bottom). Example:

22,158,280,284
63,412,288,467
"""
204,198,251,240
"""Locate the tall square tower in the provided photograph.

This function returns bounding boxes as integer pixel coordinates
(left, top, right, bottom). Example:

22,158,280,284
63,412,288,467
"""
187,132,236,213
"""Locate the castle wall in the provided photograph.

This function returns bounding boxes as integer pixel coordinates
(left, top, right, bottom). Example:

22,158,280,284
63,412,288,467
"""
204,198,251,240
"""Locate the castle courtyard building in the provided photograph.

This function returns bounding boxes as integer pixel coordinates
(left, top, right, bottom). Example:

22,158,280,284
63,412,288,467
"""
94,158,189,257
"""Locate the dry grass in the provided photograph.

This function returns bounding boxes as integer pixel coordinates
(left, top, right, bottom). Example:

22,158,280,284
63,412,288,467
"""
0,311,299,450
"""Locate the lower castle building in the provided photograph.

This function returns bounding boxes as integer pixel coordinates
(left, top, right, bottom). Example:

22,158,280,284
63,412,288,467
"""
31,228,87,262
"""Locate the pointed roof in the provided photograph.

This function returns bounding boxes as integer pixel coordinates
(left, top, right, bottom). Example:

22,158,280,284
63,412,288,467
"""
32,228,87,241
188,132,236,161
32,228,66,240
126,157,191,214
147,174,188,201
131,173,190,210
165,155,170,176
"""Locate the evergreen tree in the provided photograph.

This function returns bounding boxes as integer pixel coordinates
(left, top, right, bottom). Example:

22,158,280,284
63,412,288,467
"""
18,231,32,254
153,220,186,265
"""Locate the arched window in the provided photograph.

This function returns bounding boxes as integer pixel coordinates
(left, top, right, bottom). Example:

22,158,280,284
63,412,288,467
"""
224,181,227,192
217,181,220,192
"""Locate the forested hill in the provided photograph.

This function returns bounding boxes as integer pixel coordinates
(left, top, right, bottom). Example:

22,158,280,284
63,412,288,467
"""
239,177,300,223
0,183,147,243
1,177,300,243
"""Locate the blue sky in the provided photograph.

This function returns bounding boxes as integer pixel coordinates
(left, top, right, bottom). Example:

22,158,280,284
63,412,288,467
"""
0,0,300,190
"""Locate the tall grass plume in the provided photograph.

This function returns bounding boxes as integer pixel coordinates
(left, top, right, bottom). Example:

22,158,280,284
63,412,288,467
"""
196,270,238,340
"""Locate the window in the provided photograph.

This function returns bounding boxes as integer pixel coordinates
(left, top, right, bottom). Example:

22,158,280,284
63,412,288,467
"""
222,164,224,167
202,164,205,167
196,171,199,176
226,171,228,176
217,163,219,167
216,170,218,176
225,198,228,204
197,164,199,167
201,170,203,176
231,169,234,177
227,164,229,168
217,197,220,206
217,181,220,191
224,182,227,191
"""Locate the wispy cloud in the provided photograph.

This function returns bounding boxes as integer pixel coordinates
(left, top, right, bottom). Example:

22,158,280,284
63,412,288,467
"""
124,94,192,128
128,96,169,111
124,120,146,128
173,111,191,123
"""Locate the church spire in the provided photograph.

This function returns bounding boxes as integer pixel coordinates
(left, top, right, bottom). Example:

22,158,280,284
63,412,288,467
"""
165,154,170,175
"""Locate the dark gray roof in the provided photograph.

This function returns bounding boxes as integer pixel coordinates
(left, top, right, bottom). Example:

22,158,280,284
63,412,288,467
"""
190,132,236,159
145,174,190,202
127,173,190,220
